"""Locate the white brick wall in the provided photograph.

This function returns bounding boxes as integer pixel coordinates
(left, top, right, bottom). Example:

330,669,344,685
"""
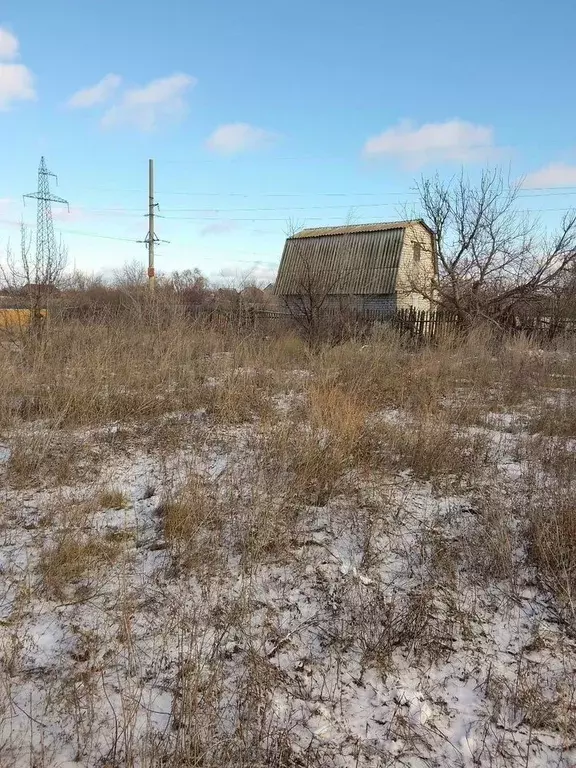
283,294,397,315
396,223,436,311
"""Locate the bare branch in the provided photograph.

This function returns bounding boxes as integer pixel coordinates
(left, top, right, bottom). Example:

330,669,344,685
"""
412,168,576,325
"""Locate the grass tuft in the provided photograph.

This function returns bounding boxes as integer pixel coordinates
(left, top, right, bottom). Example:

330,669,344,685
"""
98,488,129,509
38,533,124,599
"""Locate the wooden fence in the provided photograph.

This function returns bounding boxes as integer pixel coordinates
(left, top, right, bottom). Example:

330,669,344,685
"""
391,308,576,342
243,306,576,343
198,306,464,343
392,308,461,341
56,300,576,343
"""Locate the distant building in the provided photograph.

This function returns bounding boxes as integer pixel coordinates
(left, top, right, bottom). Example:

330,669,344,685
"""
262,282,282,309
19,283,60,297
274,220,437,313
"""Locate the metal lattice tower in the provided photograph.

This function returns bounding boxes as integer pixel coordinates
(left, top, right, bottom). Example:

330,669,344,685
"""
24,157,69,281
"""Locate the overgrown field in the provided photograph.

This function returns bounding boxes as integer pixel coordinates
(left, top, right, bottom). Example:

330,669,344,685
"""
1,309,576,767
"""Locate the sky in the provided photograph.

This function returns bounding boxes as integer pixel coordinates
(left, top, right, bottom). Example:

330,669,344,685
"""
0,0,575,284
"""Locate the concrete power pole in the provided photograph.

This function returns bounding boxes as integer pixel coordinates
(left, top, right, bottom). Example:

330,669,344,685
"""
145,159,158,291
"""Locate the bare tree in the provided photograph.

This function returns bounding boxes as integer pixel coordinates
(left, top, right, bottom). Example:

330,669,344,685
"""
1,223,67,337
412,169,576,327
548,260,576,319
64,269,105,293
170,268,212,308
279,216,358,348
112,259,148,291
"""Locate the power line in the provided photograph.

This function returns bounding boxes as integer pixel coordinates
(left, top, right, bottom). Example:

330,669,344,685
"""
0,218,280,264
156,202,407,213
11,194,576,219
148,188,576,200
7,202,575,232
156,190,417,198
68,187,419,199
50,201,409,218
58,181,576,199
0,219,138,243
59,229,139,243
47,186,576,215
154,193,576,213
160,155,356,164
518,190,576,197
156,206,576,222
159,214,367,222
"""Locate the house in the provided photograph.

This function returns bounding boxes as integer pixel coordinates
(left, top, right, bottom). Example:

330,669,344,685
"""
274,220,437,314
262,282,283,309
20,283,60,296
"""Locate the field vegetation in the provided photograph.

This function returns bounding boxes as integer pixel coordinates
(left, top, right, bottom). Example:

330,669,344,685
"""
0,296,575,766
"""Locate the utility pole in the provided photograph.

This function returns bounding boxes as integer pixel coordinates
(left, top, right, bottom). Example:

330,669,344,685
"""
145,158,158,291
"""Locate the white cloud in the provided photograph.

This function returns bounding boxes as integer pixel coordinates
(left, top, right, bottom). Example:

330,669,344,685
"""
68,74,122,108
206,123,278,155
363,119,496,167
0,28,35,109
0,63,35,110
0,27,19,60
0,197,15,212
216,263,277,285
52,206,87,223
101,73,196,131
200,219,241,236
248,264,277,284
0,199,21,231
522,163,576,189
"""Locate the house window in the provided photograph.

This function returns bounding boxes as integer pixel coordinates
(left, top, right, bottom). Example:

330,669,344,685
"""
413,242,421,262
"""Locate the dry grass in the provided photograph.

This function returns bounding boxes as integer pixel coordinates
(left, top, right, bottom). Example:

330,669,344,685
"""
0,302,570,431
486,662,576,738
2,300,576,767
517,434,576,488
314,327,499,416
0,311,309,430
5,432,101,489
284,428,352,506
157,473,224,575
528,490,576,627
203,369,277,424
38,532,125,599
98,488,129,509
372,416,492,487
257,381,377,506
528,397,576,437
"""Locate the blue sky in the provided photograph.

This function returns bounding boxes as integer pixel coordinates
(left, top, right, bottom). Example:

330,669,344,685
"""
0,0,575,283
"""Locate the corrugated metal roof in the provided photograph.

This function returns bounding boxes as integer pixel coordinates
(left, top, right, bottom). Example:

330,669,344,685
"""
275,224,407,296
293,219,431,239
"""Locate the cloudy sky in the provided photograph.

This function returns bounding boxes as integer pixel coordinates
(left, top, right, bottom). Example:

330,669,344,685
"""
0,0,575,283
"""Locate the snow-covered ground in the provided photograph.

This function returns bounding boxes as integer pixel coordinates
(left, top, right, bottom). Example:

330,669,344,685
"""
0,391,575,767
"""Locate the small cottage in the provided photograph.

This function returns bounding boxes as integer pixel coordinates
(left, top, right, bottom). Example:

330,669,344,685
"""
274,219,436,313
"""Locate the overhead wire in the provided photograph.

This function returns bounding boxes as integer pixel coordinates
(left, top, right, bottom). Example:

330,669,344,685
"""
54,177,576,200
49,197,576,218
0,218,279,264
0,219,141,244
3,173,576,268
156,206,576,221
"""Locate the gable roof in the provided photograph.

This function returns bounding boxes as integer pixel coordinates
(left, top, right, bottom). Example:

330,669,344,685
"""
275,219,433,296
292,219,434,239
